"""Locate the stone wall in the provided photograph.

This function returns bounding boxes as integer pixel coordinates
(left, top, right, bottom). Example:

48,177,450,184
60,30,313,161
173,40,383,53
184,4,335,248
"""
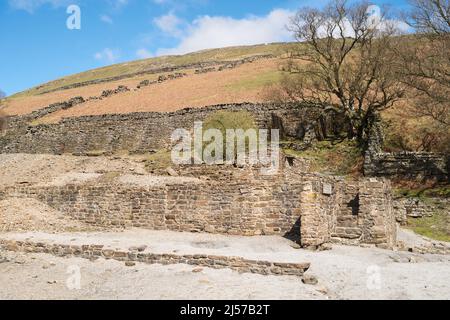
36,54,274,95
0,166,396,249
0,103,323,155
299,176,396,249
364,152,449,182
393,196,449,225
364,120,449,182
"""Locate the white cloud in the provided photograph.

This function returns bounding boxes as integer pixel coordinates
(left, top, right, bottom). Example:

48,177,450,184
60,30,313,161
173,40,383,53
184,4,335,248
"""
153,12,184,37
136,48,153,59
9,0,73,13
94,48,120,64
100,14,113,24
155,9,295,56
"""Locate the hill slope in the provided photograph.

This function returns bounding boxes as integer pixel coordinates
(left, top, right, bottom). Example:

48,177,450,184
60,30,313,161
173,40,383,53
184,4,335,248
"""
1,43,293,118
0,41,447,154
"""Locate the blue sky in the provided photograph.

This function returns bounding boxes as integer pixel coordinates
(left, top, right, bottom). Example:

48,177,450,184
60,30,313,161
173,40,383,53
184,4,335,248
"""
0,0,411,96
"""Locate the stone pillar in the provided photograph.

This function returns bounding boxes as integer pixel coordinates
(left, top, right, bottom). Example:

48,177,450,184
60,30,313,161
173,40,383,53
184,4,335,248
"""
300,180,331,249
358,179,396,249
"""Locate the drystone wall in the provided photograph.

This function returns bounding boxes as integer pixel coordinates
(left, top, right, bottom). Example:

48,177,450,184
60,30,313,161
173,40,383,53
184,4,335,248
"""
35,54,274,95
0,103,326,155
393,197,449,225
364,120,449,182
299,176,396,249
0,165,396,249
364,152,449,182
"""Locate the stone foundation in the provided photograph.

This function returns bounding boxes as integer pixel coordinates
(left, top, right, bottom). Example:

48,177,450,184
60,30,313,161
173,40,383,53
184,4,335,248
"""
0,239,310,277
0,166,396,249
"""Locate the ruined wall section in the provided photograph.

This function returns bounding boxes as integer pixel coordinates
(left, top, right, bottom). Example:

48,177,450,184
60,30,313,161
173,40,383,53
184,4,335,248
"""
0,166,396,249
364,151,449,182
0,103,322,155
364,120,449,182
299,175,395,249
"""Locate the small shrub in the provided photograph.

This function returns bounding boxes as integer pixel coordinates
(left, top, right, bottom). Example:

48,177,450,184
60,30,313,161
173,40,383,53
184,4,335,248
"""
203,110,257,136
202,110,258,161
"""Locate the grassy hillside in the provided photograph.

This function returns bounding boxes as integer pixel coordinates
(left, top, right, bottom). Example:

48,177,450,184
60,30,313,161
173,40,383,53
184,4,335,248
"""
2,39,447,155
11,43,293,99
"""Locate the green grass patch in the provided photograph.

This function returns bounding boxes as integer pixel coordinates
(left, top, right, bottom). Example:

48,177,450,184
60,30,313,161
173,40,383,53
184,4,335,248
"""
406,211,450,242
283,139,363,176
394,186,450,200
203,110,257,134
144,149,173,172
227,70,284,91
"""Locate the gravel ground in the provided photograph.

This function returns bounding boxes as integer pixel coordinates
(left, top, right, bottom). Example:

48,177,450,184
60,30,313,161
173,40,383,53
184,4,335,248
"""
0,198,104,233
0,250,322,300
0,153,148,187
1,229,450,300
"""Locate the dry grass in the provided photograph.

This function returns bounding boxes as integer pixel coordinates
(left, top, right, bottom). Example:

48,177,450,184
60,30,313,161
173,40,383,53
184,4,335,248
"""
1,71,196,116
36,59,282,123
10,43,291,98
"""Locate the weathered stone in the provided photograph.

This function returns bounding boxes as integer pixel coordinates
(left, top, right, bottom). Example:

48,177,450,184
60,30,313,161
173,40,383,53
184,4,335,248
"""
302,274,319,285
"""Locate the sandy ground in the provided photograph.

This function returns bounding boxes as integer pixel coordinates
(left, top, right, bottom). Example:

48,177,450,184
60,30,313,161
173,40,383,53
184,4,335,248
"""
1,229,450,300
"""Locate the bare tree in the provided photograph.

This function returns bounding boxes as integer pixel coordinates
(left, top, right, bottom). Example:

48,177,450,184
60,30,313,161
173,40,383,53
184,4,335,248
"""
400,0,450,126
405,0,450,35
282,0,405,147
